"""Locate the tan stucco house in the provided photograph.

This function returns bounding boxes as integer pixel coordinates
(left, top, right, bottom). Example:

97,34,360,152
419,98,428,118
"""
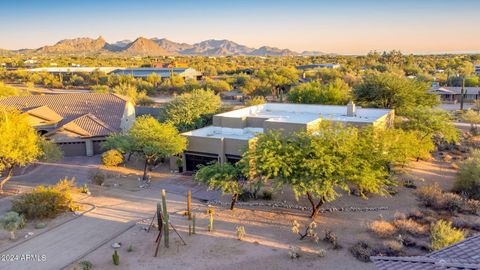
0,93,135,156
181,102,394,171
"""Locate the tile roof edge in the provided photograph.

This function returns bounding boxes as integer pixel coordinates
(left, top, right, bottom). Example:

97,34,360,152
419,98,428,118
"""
79,113,118,132
427,234,480,257
371,256,480,268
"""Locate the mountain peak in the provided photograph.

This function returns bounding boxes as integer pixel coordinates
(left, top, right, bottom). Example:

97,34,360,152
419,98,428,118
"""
28,36,323,56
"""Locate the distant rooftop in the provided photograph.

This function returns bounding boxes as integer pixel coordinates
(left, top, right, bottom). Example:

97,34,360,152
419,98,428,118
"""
110,67,202,78
182,126,263,140
26,67,120,73
215,103,392,124
297,63,341,70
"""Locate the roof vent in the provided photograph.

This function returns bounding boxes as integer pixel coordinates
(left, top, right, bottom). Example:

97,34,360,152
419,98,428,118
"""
347,101,356,117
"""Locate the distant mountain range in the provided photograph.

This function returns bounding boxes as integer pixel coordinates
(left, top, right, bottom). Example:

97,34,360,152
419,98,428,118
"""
11,36,328,56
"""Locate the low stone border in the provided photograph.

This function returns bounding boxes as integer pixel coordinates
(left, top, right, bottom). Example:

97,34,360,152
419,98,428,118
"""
207,200,389,213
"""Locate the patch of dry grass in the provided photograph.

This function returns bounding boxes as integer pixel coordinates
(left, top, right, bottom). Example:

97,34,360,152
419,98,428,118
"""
393,218,429,236
369,220,397,238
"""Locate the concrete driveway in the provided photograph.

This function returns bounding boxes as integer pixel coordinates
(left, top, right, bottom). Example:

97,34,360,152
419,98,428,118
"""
11,156,101,187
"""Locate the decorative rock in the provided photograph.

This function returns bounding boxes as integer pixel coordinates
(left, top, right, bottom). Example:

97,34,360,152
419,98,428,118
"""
73,211,82,216
112,242,122,249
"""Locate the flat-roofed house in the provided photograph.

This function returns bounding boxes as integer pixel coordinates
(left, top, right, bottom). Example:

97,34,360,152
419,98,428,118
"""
110,68,202,80
0,93,135,156
181,102,394,171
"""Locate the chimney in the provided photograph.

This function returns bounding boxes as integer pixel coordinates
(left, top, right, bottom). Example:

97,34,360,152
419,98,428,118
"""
347,101,356,116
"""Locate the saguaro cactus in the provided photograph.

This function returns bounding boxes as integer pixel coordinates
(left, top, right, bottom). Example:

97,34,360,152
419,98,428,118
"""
187,190,192,220
162,189,170,248
156,202,162,229
112,250,120,265
192,214,196,234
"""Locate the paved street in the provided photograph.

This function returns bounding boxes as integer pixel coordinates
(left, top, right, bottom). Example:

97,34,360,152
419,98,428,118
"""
11,156,102,186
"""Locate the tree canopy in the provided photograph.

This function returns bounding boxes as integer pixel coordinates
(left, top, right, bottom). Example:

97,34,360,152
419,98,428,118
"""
160,89,221,132
243,122,393,218
194,162,245,210
353,73,438,115
0,109,41,190
127,116,187,180
288,79,351,105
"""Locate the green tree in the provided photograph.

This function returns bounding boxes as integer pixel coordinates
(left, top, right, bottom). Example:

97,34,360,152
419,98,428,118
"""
453,150,480,200
160,89,221,132
245,96,266,106
288,79,351,105
399,106,458,145
353,73,438,115
203,78,232,93
0,109,41,191
194,162,245,210
127,116,186,180
243,122,392,218
462,109,480,134
0,82,27,98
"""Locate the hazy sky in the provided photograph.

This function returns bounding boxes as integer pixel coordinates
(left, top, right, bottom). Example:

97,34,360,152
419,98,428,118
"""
1,0,479,54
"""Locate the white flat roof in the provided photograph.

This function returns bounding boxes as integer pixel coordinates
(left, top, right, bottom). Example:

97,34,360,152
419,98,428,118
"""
182,126,263,140
215,103,392,124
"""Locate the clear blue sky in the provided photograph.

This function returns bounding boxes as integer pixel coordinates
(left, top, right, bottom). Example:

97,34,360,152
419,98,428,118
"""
1,0,479,54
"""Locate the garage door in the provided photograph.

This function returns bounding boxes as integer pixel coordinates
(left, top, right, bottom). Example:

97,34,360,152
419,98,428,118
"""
93,140,106,155
185,152,219,172
56,142,86,156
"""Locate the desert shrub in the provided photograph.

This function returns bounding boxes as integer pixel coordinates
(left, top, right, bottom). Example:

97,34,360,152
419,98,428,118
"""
101,149,124,167
0,211,25,240
465,199,480,215
453,150,480,200
393,218,429,236
408,208,424,220
288,245,300,259
415,183,444,208
442,192,464,213
350,241,376,262
236,226,246,240
78,260,93,270
430,220,465,250
393,212,407,221
91,171,106,186
369,220,397,238
11,178,78,219
324,230,341,249
262,190,273,200
381,240,404,256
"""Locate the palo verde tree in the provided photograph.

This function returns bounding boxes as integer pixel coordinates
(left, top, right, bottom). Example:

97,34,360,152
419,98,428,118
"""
121,116,187,180
159,89,221,132
194,162,246,210
0,109,42,191
399,106,458,152
244,122,392,218
353,73,438,115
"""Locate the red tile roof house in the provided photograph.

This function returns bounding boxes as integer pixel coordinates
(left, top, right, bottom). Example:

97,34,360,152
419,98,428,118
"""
371,234,480,270
0,93,135,156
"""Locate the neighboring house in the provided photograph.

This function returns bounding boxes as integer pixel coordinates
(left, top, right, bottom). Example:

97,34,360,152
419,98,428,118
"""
110,68,203,80
180,102,394,172
371,234,480,270
0,93,135,156
430,87,480,103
